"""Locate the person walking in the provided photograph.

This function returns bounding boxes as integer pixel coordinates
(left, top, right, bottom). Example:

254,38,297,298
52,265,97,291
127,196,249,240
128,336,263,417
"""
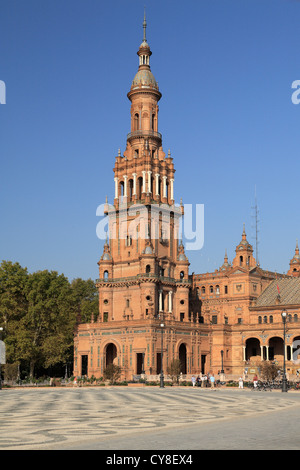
191,375,196,387
238,376,244,389
210,374,215,389
253,374,258,389
201,375,205,388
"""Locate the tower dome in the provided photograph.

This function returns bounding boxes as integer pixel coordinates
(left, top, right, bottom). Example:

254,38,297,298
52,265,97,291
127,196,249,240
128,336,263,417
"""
128,10,160,96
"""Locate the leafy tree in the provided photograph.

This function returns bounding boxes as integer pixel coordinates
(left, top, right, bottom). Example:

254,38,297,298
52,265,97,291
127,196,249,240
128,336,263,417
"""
20,270,75,378
0,261,29,362
167,359,182,384
103,363,122,384
0,261,99,380
259,361,280,381
70,278,99,323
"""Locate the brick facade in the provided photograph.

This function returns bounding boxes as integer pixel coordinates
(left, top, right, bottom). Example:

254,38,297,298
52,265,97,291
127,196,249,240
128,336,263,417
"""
73,18,300,381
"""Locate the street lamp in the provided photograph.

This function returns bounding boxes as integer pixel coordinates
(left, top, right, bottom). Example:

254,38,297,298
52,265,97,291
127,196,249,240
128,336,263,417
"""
220,350,224,374
281,311,288,392
160,321,164,388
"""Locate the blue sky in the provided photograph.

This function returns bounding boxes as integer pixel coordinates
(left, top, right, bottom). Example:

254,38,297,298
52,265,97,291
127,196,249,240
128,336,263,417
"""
1,0,300,281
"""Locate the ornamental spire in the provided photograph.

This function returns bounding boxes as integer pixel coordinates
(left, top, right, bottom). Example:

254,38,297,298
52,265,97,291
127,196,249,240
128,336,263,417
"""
143,7,147,43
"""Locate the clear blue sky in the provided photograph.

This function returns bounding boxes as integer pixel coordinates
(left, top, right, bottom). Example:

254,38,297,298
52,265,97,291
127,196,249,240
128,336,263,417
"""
1,0,299,281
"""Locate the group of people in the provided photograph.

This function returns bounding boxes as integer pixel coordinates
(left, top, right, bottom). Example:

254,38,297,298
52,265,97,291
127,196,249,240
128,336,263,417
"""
191,373,216,388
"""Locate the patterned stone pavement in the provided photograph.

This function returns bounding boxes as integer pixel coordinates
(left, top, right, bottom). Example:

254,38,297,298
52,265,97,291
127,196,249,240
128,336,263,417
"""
0,386,299,450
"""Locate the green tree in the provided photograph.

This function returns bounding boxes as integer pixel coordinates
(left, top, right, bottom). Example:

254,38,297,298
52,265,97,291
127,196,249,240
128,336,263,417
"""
20,270,75,378
0,261,29,363
0,261,100,380
70,278,99,323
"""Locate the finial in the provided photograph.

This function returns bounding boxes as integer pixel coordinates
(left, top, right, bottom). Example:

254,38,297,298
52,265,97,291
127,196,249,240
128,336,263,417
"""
143,7,147,43
118,148,121,157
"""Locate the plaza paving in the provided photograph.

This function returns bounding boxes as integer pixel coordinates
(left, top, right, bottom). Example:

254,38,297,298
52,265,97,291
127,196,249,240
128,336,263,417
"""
1,386,300,450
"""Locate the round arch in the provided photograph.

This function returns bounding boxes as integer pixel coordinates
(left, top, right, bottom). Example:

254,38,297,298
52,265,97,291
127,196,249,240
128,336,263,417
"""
105,343,117,367
178,343,187,374
102,340,121,368
268,336,284,361
245,337,261,362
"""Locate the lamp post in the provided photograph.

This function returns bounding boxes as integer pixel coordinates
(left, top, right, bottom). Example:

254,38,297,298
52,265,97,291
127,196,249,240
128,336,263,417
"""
220,350,224,374
160,320,164,388
281,311,288,392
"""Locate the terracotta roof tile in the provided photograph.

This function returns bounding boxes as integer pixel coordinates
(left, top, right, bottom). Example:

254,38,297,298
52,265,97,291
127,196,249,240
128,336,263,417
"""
256,278,300,307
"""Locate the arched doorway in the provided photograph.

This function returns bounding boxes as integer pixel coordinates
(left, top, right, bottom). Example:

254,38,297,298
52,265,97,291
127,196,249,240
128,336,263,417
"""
268,337,284,361
245,337,261,362
106,343,117,367
179,343,187,374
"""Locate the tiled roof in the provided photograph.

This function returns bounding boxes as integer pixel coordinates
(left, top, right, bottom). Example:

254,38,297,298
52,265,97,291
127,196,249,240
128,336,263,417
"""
255,278,300,307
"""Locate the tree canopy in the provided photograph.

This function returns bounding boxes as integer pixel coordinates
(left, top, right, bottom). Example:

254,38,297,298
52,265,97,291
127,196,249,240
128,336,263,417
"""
0,260,98,379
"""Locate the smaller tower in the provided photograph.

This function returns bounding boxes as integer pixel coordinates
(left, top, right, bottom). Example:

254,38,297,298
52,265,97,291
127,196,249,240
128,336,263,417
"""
232,224,256,269
287,240,300,277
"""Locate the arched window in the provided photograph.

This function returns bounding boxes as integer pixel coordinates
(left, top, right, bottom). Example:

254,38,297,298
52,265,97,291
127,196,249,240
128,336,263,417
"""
104,270,108,280
294,314,298,322
210,285,213,293
129,179,133,200
201,286,205,294
134,113,139,131
216,285,220,294
137,176,143,199
180,271,184,279
240,256,243,266
146,265,151,274
258,316,262,324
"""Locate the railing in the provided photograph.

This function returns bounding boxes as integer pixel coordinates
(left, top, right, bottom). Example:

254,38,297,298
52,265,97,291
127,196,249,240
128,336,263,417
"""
95,273,192,285
127,130,162,141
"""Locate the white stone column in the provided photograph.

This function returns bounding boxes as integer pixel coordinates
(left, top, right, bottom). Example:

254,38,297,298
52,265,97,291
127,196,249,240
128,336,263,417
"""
155,173,160,196
243,346,246,362
132,173,137,195
170,178,174,200
114,177,119,199
159,290,163,311
147,171,152,193
142,171,146,193
260,345,264,361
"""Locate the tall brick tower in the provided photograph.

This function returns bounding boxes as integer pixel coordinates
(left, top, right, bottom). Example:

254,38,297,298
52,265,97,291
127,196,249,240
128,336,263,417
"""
74,15,207,381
